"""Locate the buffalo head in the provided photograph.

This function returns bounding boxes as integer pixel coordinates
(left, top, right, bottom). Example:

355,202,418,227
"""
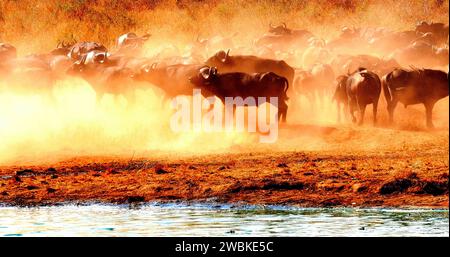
209,49,230,64
333,75,349,102
269,22,291,35
117,32,151,48
189,66,218,87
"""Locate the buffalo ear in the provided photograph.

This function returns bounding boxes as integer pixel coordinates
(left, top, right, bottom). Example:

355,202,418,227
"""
200,67,210,80
211,67,218,76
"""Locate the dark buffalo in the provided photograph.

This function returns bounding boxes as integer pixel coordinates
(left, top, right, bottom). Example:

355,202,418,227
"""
205,50,295,92
334,68,381,125
382,68,449,128
132,63,207,99
189,66,289,122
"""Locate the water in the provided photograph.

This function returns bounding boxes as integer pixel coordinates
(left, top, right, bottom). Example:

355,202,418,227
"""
0,203,448,237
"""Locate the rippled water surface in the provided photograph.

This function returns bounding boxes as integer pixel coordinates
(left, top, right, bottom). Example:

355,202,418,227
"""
0,203,448,236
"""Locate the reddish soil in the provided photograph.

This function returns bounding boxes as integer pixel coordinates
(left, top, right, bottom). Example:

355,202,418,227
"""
0,129,448,208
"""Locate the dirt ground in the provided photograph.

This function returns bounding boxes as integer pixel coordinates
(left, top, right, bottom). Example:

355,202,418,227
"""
0,122,448,208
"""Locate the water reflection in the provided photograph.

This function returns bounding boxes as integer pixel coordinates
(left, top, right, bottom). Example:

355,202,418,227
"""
0,203,447,237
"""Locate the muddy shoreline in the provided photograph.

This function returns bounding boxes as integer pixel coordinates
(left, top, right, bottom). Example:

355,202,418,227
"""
0,149,448,208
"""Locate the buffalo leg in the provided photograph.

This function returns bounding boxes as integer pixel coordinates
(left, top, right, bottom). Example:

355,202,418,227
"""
358,103,366,126
387,99,398,125
336,101,341,123
372,99,379,126
348,97,357,123
424,102,436,128
279,101,288,123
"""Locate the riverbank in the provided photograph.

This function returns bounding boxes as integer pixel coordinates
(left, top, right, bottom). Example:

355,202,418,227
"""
0,139,448,208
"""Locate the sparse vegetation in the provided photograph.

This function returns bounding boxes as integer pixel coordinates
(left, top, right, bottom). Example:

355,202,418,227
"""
1,0,448,54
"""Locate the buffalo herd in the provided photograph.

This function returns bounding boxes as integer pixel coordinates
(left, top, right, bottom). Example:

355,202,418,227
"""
0,21,448,128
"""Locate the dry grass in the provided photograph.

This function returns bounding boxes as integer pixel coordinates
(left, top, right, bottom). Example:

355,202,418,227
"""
1,0,448,54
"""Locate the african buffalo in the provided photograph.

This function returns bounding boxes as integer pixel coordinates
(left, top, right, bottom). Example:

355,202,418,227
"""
294,63,335,109
334,68,381,125
331,54,400,77
66,54,135,100
67,42,109,61
382,68,449,128
255,23,314,51
132,63,208,99
205,50,295,92
415,21,449,44
268,23,313,38
194,34,237,57
115,32,151,56
391,42,449,68
189,66,289,122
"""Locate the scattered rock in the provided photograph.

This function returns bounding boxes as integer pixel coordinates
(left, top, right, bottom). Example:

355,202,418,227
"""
1,191,8,196
26,185,39,190
318,181,346,192
16,169,35,176
352,183,367,193
217,166,230,171
320,198,342,207
188,165,197,170
50,174,58,179
277,163,288,168
126,196,145,203
107,169,120,175
379,178,412,195
420,181,448,196
13,176,21,182
155,166,169,174
155,169,169,174
46,168,57,174
229,180,305,193
303,172,314,176
307,162,317,167
47,188,57,193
